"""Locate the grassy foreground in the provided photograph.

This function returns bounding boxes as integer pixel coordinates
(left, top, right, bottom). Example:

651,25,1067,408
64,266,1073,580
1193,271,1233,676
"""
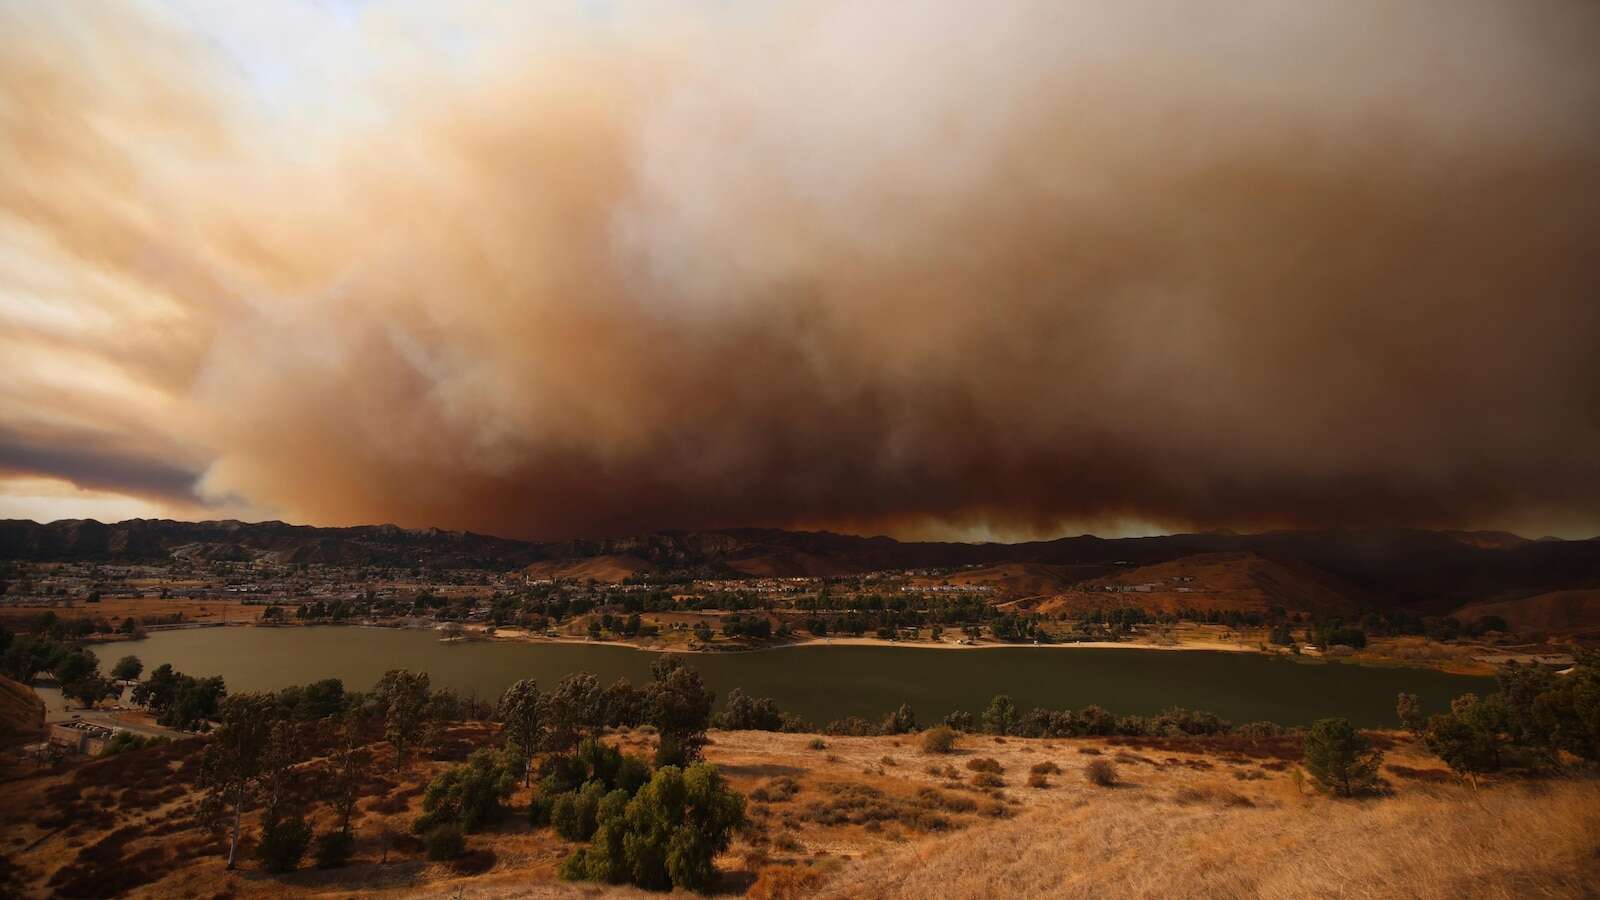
3,722,1595,899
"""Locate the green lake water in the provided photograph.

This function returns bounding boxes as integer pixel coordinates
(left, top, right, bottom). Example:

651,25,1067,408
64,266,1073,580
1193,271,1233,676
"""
88,626,1492,728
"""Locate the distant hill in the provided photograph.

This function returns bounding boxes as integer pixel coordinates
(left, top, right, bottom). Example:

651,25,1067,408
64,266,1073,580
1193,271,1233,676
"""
1453,589,1600,638
0,519,544,570
1031,551,1365,618
4,519,1599,619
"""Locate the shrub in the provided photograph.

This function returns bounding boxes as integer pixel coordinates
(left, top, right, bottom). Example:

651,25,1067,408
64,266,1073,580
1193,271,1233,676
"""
807,738,828,751
881,704,918,735
1029,761,1062,776
920,726,957,755
424,823,465,861
965,757,1003,774
748,865,828,899
715,688,787,731
1302,718,1382,797
1085,759,1119,787
749,776,800,803
971,771,1004,789
551,780,609,841
414,747,516,833
1026,772,1050,788
943,710,975,732
823,716,878,737
563,763,745,893
981,695,1019,735
256,815,312,873
313,830,355,869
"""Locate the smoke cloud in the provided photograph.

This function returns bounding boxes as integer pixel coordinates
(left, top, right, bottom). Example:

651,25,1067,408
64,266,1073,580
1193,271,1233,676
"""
2,1,1598,539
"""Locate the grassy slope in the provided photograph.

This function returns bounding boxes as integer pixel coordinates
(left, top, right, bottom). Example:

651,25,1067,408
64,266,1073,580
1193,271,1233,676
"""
2,726,1595,899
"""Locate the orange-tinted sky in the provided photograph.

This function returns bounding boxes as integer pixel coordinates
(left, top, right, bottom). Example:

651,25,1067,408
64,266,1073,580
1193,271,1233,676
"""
2,1,1598,541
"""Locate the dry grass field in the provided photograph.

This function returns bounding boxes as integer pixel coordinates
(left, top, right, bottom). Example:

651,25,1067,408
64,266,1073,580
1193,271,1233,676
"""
3,722,1594,900
0,596,265,629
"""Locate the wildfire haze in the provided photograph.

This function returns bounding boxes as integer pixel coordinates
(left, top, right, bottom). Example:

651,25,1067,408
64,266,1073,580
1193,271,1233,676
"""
2,1,1598,540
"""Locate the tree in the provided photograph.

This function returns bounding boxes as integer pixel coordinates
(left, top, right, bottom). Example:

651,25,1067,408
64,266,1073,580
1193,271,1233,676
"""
1396,692,1425,735
1424,693,1510,784
51,647,98,687
881,703,917,735
601,676,647,729
645,657,714,767
1302,717,1382,797
374,669,431,765
111,654,143,681
544,672,603,755
326,715,371,836
562,763,745,892
162,675,226,731
943,710,975,732
62,674,118,709
199,693,280,869
498,678,544,785
982,695,1019,736
413,748,517,833
713,688,784,732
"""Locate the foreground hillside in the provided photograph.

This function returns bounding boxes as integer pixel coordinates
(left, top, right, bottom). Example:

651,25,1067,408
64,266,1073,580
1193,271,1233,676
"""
3,724,1596,899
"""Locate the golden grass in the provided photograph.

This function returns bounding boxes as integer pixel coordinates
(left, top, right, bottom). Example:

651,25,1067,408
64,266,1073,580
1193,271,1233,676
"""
813,778,1600,899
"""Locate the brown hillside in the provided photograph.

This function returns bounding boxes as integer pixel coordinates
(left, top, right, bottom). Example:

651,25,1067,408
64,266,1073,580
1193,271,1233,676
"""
908,563,1110,599
1454,589,1600,637
0,675,45,740
524,553,653,582
1030,552,1362,618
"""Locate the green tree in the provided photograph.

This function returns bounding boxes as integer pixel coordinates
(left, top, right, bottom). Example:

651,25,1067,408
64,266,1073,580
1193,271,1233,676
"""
1396,692,1425,735
982,694,1019,735
562,763,745,892
544,672,603,755
199,693,280,869
111,654,143,681
1302,717,1382,797
1424,693,1510,784
498,678,544,784
413,748,517,833
645,657,714,767
374,669,431,765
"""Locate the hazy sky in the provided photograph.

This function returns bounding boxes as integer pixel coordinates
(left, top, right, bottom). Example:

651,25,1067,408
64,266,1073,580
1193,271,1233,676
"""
1,1,1597,541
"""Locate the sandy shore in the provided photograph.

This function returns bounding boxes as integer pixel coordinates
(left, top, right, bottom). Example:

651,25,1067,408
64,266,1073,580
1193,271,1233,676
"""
475,627,1258,655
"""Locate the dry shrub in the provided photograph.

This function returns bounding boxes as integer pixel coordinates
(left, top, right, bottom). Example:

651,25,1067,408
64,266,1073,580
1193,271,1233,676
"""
1026,773,1051,789
772,831,804,852
1085,760,1119,787
971,772,1005,789
807,738,828,750
921,726,958,755
749,865,830,899
966,758,1003,774
881,755,898,767
1030,761,1062,776
1078,747,1102,755
751,777,802,803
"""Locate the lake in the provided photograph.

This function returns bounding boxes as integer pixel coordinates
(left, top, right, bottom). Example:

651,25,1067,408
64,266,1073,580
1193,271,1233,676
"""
88,626,1493,728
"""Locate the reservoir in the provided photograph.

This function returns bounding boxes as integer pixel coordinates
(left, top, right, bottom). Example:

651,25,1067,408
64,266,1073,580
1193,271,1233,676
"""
88,626,1493,729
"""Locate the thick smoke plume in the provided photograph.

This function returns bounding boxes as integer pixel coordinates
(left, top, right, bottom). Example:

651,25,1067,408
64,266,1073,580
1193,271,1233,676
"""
2,1,1598,539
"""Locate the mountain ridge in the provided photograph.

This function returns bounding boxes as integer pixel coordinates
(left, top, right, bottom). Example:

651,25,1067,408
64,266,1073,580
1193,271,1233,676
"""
3,518,1598,614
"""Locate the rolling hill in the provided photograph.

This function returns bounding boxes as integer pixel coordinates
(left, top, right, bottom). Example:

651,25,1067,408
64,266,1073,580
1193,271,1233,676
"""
4,519,1599,622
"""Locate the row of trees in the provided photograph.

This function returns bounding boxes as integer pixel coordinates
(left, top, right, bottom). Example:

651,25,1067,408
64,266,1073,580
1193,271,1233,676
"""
1399,651,1600,783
